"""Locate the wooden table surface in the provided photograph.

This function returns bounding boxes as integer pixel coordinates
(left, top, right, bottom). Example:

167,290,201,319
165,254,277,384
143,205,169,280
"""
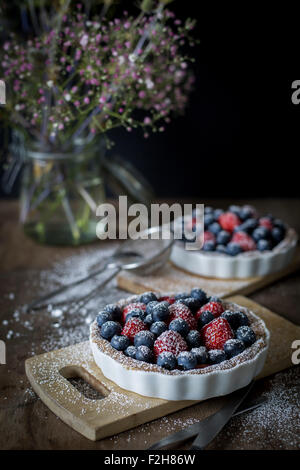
0,198,300,450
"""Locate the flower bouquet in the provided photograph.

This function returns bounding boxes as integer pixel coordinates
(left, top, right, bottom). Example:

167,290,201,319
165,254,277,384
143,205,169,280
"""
0,0,196,245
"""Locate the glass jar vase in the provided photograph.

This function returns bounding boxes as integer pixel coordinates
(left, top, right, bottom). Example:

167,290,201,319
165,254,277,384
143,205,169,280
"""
20,137,105,245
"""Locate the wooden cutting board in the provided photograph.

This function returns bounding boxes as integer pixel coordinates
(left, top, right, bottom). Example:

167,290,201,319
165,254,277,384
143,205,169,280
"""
25,296,300,441
117,247,300,298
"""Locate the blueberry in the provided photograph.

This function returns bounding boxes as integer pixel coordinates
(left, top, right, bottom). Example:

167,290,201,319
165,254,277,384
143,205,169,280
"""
204,206,214,214
198,310,214,329
191,346,208,364
125,308,146,322
236,326,256,347
208,349,226,364
100,321,122,340
252,226,270,242
233,223,248,234
177,351,197,370
216,244,228,254
135,345,153,363
174,292,189,300
271,227,285,243
177,296,200,312
146,300,159,315
224,339,245,358
204,213,215,228
144,313,153,326
239,207,254,221
139,292,158,304
150,321,167,337
134,330,155,348
110,334,130,351
190,288,208,306
208,222,222,235
152,301,170,322
124,345,137,359
103,304,122,321
229,205,241,217
157,352,177,370
96,311,113,327
226,242,242,256
243,218,258,232
221,310,250,330
169,318,190,337
216,230,231,245
203,241,216,251
186,330,202,348
214,208,224,219
209,296,222,303
273,218,286,231
257,239,272,251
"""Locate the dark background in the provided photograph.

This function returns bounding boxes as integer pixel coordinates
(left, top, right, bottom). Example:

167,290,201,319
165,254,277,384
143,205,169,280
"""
1,2,300,198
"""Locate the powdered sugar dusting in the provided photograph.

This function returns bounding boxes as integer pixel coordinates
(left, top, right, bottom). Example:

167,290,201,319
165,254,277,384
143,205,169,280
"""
208,367,300,450
105,367,300,449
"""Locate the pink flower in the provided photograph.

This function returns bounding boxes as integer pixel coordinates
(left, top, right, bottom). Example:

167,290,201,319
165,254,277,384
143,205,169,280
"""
144,117,151,125
84,97,90,104
138,91,146,99
90,78,99,85
80,34,89,48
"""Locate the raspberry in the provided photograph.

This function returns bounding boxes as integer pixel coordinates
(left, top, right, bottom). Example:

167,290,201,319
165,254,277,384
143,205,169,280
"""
195,301,225,321
218,212,241,233
158,296,175,305
232,231,256,252
153,330,188,358
203,231,216,243
122,302,146,323
201,317,234,350
168,303,197,330
259,217,273,231
121,317,147,341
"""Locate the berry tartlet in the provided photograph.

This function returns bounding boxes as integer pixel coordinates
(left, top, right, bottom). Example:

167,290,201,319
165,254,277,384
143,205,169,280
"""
171,205,298,278
90,289,269,400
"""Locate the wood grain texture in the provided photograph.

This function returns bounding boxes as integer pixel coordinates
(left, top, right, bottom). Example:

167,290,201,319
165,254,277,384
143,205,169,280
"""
25,296,300,441
1,199,300,450
117,248,300,298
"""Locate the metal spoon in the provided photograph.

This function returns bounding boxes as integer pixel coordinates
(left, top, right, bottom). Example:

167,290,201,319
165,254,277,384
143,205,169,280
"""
26,226,174,312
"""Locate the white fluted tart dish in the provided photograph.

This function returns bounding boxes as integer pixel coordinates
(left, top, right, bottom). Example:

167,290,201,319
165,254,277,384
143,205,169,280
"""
90,289,269,401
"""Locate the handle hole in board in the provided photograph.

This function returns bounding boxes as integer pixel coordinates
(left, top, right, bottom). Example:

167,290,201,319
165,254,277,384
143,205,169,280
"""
60,365,109,401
